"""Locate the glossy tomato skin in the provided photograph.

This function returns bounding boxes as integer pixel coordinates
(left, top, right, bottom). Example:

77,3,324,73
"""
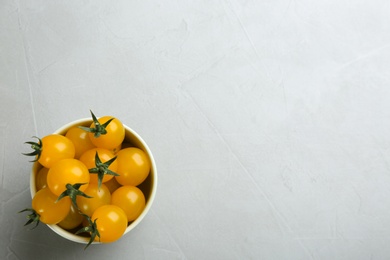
104,177,122,194
79,148,118,184
111,186,145,222
36,167,49,191
115,148,150,186
92,205,128,243
76,183,111,217
65,127,96,158
88,116,125,150
111,143,122,155
57,204,84,230
47,158,90,196
32,187,71,224
39,134,75,168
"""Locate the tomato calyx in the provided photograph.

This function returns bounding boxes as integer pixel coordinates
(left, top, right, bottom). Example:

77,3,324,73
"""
75,214,100,249
88,152,120,190
56,183,92,209
19,208,40,229
79,110,114,138
22,136,42,162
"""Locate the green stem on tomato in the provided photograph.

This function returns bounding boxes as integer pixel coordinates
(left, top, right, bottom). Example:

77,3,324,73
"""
88,152,120,190
22,136,42,162
78,110,114,138
56,183,92,210
75,213,100,249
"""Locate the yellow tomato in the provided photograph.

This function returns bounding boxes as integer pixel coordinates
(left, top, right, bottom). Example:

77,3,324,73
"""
79,148,118,184
76,183,111,217
88,116,125,150
65,127,96,158
42,135,75,168
115,148,150,186
36,167,49,191
32,187,71,224
92,205,128,243
58,204,84,230
47,159,90,196
104,177,122,194
111,186,145,222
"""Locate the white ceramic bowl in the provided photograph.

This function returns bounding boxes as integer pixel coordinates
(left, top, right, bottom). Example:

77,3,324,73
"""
30,118,157,244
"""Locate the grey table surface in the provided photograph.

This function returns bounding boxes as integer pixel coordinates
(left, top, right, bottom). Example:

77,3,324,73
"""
2,0,390,259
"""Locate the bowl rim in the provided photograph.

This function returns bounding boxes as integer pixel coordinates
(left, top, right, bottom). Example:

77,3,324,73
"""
30,118,158,244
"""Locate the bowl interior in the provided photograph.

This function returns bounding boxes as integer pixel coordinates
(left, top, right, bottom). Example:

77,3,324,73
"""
30,118,157,244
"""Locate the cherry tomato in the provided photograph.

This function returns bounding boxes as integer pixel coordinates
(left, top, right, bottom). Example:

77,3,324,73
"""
104,177,122,194
111,186,145,222
47,159,90,196
88,116,125,150
111,143,122,155
79,148,118,184
36,167,49,191
76,183,111,217
39,134,75,168
32,187,71,224
115,148,150,186
65,127,96,158
92,205,128,243
58,204,84,230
